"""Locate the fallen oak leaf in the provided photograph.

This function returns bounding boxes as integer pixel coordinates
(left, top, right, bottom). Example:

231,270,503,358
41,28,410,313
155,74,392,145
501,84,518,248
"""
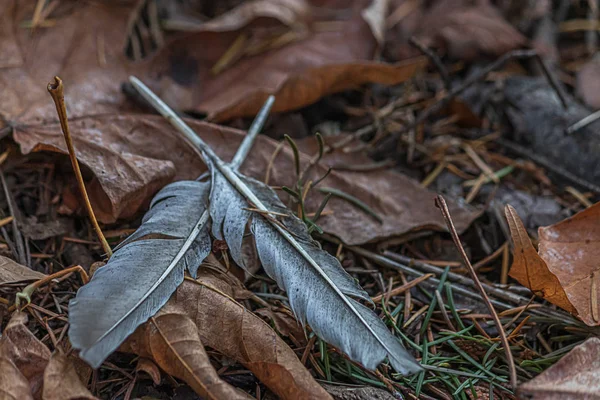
0,312,51,399
518,337,600,399
505,203,600,325
122,270,332,400
42,353,97,400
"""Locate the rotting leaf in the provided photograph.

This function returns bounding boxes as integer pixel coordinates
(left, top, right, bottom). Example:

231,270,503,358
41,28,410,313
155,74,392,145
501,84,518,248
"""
518,337,600,399
506,203,600,325
0,312,51,399
122,270,332,400
42,352,97,400
0,256,46,284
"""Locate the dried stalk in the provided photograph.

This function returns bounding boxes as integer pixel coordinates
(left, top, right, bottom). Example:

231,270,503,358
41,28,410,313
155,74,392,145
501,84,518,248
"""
47,77,112,258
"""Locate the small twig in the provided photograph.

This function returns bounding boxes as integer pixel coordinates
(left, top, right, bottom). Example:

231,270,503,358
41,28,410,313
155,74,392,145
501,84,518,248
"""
47,77,112,258
371,273,434,303
14,265,89,309
409,36,451,90
435,195,517,389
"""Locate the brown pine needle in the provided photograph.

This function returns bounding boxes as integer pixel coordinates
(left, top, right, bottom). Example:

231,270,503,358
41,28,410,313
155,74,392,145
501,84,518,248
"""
47,76,112,258
435,195,517,389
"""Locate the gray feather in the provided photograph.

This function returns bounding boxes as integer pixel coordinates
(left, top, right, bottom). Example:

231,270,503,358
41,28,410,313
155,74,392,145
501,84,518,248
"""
125,76,421,374
211,170,422,375
69,181,212,368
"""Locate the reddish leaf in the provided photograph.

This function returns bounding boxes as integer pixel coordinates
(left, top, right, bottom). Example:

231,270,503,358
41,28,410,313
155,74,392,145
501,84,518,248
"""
506,203,600,325
518,337,600,399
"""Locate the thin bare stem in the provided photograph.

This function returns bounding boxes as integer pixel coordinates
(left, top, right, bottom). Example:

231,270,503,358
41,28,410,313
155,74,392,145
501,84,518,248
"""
230,95,275,170
47,77,112,258
435,195,517,389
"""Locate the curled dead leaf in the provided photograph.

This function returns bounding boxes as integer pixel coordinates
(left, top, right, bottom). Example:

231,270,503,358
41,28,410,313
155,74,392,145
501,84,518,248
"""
42,353,97,400
135,358,161,385
123,270,331,400
518,337,600,399
506,203,600,325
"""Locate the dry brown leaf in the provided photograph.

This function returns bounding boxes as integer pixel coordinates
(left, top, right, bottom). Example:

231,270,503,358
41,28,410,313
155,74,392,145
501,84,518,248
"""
576,56,600,110
42,352,97,400
1,0,424,125
294,135,479,244
123,270,332,400
153,0,425,120
14,115,204,222
0,312,51,399
518,337,600,399
123,312,249,400
506,203,600,325
17,115,478,242
0,256,46,284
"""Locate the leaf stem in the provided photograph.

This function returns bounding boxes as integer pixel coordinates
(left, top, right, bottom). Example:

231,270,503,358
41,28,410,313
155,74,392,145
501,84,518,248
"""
47,77,112,258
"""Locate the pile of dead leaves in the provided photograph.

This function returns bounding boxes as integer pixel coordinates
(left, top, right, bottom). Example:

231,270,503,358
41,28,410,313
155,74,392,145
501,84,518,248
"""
1,0,600,399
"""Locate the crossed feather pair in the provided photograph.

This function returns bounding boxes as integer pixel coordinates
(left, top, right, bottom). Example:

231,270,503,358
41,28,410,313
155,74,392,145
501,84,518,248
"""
68,77,421,375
